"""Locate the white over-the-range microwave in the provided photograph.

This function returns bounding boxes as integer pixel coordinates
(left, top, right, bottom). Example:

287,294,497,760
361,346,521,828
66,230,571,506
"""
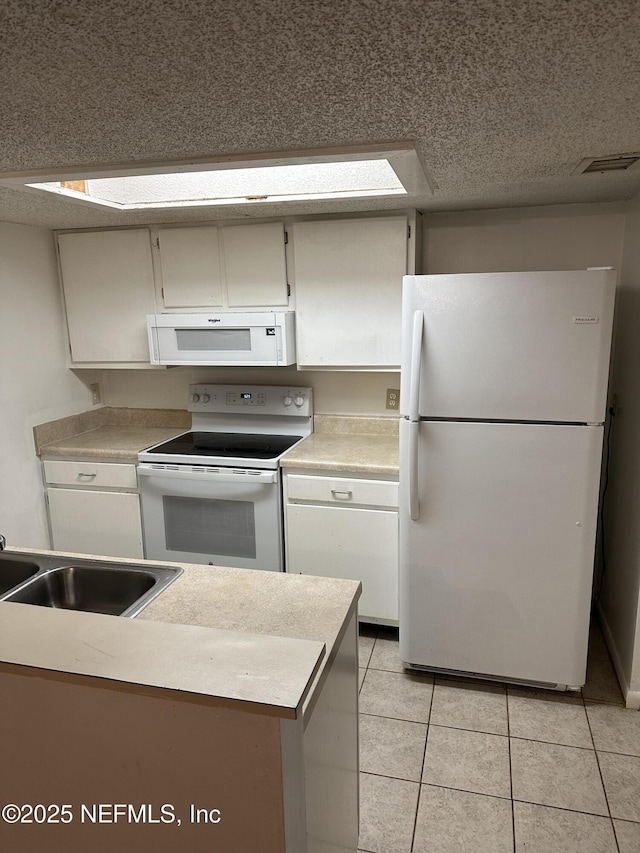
147,311,296,366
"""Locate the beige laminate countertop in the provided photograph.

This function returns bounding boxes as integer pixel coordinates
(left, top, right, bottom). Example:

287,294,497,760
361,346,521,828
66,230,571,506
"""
34,407,190,462
0,549,360,721
40,424,401,474
35,410,400,474
280,416,399,475
280,431,399,475
39,425,185,462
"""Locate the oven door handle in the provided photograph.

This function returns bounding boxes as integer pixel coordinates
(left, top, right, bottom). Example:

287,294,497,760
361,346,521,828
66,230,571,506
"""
137,464,278,484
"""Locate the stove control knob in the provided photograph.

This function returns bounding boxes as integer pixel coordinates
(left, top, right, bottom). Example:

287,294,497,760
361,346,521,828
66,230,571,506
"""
294,395,305,408
191,393,200,403
201,393,210,403
283,395,293,407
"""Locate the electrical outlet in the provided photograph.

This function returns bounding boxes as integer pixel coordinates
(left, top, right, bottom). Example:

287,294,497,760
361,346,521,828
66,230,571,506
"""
386,388,400,410
90,383,101,405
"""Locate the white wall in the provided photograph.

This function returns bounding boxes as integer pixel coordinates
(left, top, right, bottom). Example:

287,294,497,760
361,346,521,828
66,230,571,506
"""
0,222,93,548
103,367,400,416
599,193,640,706
424,202,626,273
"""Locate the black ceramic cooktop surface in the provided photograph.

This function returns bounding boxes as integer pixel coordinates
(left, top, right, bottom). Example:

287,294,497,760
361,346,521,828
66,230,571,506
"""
147,431,302,460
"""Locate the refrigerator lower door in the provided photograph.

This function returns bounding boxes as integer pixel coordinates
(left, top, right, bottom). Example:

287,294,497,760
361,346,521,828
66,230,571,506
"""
399,419,604,687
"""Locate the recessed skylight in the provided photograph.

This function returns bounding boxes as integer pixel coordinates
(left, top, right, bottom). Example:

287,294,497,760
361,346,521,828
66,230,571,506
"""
28,160,406,209
0,144,432,211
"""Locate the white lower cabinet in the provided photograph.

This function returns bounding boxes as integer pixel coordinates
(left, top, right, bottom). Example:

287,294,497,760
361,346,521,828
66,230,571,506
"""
43,460,143,559
284,472,398,625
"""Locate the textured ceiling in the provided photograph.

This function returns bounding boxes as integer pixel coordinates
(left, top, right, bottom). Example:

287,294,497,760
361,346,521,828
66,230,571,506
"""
1,0,640,229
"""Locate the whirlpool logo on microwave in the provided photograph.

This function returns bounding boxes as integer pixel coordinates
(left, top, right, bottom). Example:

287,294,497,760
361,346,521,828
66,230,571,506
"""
207,318,222,323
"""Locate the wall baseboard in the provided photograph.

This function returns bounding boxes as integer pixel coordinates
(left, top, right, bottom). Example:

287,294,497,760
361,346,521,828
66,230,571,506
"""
596,602,640,709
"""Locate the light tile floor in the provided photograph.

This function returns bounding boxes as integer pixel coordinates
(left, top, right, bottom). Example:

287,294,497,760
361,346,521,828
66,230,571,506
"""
357,623,640,853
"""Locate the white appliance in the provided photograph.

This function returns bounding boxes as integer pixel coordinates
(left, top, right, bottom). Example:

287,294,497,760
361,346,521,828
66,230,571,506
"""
399,269,616,689
147,311,296,366
138,384,312,571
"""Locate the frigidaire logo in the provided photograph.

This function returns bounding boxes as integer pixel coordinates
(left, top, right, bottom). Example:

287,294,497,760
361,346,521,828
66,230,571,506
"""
207,318,222,323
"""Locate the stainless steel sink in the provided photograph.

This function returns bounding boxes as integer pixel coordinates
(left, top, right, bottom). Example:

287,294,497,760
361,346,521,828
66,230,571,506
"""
0,552,182,617
0,556,40,596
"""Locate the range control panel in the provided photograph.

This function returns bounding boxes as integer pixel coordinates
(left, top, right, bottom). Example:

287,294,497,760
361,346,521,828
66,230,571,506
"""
188,384,313,417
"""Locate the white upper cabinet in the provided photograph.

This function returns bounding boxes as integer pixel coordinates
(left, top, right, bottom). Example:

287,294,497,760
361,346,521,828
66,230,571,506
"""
56,215,418,368
222,222,289,307
157,222,289,310
57,229,156,365
291,215,418,369
157,226,223,308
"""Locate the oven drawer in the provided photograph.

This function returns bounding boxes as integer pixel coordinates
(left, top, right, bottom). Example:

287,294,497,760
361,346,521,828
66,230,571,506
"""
43,460,138,489
286,474,398,508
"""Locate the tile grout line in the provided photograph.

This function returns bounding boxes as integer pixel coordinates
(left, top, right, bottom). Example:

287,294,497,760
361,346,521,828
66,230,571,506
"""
506,685,517,853
363,772,627,817
409,671,435,853
357,626,375,853
418,780,513,803
582,689,622,853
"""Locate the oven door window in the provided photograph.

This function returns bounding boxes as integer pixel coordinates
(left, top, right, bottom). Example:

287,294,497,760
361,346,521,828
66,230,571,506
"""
163,496,256,558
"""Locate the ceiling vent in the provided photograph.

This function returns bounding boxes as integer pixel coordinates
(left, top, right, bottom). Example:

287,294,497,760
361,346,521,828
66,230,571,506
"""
573,153,640,175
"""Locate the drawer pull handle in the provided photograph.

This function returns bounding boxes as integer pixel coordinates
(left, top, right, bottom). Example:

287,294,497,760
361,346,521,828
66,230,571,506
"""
77,472,97,480
331,489,353,500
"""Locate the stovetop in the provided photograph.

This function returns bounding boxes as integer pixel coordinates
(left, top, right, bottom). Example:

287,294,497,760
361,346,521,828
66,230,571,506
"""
138,384,313,470
143,431,303,461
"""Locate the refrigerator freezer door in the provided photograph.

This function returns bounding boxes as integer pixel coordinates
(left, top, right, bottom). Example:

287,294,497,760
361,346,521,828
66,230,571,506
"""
398,419,603,687
400,270,616,423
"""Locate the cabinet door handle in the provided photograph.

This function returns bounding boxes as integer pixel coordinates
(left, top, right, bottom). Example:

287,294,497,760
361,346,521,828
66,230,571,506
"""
331,489,353,500
77,472,97,480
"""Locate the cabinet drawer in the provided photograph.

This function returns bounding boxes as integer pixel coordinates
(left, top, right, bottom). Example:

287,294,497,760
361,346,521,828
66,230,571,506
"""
286,474,398,508
43,460,138,489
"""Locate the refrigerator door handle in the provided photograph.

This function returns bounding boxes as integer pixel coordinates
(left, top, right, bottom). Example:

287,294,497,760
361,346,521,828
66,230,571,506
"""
408,310,424,520
409,310,424,422
409,420,420,520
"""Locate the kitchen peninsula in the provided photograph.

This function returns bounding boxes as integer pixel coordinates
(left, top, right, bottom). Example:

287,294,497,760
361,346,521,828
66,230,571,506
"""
0,550,360,853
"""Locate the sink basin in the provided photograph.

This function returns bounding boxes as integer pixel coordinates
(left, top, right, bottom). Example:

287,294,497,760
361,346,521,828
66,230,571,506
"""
6,565,158,616
0,557,40,596
0,552,182,617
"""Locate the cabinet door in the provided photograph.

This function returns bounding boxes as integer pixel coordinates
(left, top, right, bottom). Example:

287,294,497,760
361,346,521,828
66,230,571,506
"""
157,226,223,308
222,223,288,307
58,229,156,363
47,488,143,559
286,504,398,624
292,216,408,368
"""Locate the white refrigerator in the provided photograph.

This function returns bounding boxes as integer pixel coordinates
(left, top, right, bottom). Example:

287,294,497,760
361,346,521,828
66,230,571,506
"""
399,269,616,689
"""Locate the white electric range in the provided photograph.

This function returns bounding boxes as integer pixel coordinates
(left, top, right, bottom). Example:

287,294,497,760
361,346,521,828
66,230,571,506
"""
138,384,313,571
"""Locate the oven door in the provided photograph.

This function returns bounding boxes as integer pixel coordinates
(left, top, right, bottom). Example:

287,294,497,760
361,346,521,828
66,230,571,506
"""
138,464,283,571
